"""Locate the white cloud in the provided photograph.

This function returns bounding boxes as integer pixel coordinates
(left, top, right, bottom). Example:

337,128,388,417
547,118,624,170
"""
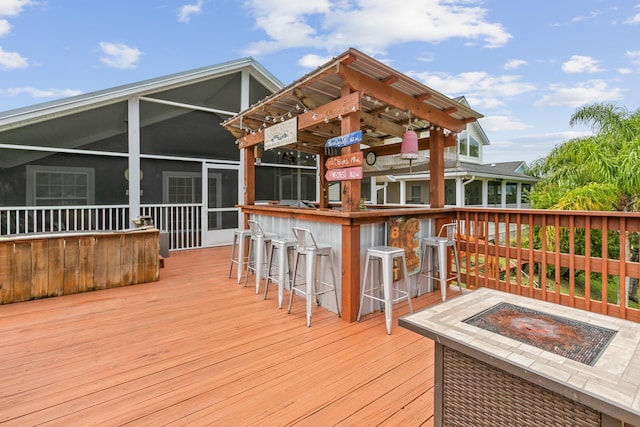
406,70,535,110
99,42,143,69
6,86,83,98
624,8,640,25
504,59,526,70
298,53,332,69
0,0,33,69
178,0,203,23
483,130,592,164
0,0,33,17
561,55,603,73
479,115,531,132
243,0,512,56
0,19,11,37
534,80,624,108
626,50,640,65
0,46,28,69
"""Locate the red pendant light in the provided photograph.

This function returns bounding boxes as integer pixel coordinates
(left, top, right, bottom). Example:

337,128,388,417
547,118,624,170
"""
400,129,418,160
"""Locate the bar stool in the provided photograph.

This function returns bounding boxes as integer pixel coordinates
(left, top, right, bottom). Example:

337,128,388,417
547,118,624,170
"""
244,220,277,294
228,229,252,284
357,246,413,334
287,227,341,327
264,236,297,309
420,222,462,302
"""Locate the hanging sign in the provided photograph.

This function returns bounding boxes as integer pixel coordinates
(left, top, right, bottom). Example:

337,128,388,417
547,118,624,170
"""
325,151,363,170
324,130,363,148
264,117,297,150
325,166,363,182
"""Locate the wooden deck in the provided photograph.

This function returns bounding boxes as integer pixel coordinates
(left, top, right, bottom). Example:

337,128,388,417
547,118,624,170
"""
0,246,457,426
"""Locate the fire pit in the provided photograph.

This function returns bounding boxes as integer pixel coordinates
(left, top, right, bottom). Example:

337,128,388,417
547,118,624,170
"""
463,302,616,366
399,288,640,427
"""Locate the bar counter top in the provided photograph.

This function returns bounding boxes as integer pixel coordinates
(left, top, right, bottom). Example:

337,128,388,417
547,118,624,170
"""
239,204,453,224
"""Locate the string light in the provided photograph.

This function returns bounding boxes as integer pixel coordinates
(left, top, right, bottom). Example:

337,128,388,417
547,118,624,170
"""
238,101,360,136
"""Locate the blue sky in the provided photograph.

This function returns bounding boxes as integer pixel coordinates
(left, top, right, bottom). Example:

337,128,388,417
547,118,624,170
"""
1,0,639,165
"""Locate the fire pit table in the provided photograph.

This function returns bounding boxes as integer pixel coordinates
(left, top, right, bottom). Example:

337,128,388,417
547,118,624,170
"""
399,288,640,427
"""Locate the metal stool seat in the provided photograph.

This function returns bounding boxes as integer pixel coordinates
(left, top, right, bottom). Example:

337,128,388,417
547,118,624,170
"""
244,220,277,294
228,229,252,284
287,227,341,327
264,237,297,308
420,222,462,301
357,246,413,334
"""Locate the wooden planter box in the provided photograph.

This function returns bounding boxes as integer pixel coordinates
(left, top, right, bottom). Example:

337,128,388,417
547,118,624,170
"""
0,227,160,304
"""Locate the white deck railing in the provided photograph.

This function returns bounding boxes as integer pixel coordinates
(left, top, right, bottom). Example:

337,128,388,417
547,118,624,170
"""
1,204,203,251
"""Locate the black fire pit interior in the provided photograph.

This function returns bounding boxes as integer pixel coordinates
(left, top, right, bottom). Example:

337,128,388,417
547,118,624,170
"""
463,302,617,366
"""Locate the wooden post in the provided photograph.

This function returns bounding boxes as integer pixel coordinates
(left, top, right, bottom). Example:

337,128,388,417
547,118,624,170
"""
429,127,445,209
339,86,361,322
340,86,361,213
342,223,361,322
243,147,255,228
319,151,329,209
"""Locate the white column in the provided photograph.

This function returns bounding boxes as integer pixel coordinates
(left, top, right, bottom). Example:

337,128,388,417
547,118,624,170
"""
455,177,464,207
501,180,507,208
369,176,376,203
482,180,488,207
400,180,407,204
127,97,141,227
238,69,251,226
516,183,522,208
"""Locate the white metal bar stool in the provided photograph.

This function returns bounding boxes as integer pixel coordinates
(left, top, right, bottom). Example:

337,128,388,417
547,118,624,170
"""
287,227,341,327
228,229,252,284
264,236,297,309
420,222,462,302
357,246,413,334
244,220,277,294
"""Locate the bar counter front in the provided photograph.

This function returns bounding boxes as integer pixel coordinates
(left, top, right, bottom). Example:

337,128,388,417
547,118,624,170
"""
240,203,454,323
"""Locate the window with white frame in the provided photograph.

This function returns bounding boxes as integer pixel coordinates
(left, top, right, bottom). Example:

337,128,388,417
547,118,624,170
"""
162,171,202,203
458,131,480,160
26,165,94,206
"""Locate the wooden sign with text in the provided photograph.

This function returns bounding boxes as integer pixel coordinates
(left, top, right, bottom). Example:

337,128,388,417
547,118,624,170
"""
325,166,363,182
325,152,363,170
325,130,363,148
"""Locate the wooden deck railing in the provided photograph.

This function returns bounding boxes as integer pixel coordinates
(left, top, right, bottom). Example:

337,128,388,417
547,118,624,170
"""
454,208,640,322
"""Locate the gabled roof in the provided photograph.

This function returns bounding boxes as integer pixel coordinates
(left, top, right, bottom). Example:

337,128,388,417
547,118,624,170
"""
222,48,483,154
0,57,282,131
450,161,537,181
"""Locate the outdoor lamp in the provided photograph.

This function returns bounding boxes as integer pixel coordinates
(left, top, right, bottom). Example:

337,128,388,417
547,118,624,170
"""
400,129,418,160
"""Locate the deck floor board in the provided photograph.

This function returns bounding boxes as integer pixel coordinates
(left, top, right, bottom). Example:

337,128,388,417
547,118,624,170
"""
0,247,452,426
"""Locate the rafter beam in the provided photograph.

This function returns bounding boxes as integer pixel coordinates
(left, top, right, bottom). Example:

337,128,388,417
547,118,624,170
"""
338,66,466,132
360,111,406,138
238,91,362,148
364,132,457,157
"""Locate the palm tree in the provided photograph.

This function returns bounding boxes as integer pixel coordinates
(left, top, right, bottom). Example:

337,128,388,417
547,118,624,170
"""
528,102,640,303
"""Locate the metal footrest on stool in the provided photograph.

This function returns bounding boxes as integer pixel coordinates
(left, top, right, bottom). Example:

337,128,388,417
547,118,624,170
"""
287,227,341,327
228,229,251,284
264,237,297,309
419,223,463,302
357,246,413,334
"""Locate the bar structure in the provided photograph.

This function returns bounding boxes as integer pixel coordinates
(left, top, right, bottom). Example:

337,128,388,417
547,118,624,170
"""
400,288,640,426
222,48,483,322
